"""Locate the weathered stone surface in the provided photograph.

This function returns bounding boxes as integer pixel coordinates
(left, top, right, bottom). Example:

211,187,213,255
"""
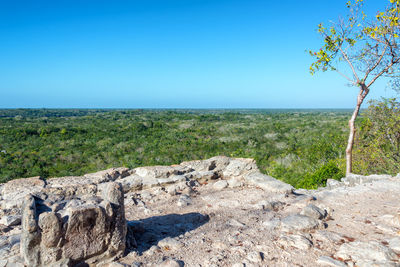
335,241,399,266
313,230,346,244
341,174,392,187
246,251,263,263
179,156,230,173
387,237,400,253
3,157,399,266
244,172,294,194
326,179,342,189
1,177,46,209
156,259,183,267
316,256,347,267
134,165,181,179
20,182,126,267
300,204,327,220
380,214,400,227
222,158,258,178
177,195,192,207
227,177,244,188
280,214,320,232
158,237,183,251
0,216,21,227
278,234,313,250
42,184,97,198
213,180,228,190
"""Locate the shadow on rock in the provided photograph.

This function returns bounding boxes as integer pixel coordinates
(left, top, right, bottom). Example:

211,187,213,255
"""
127,212,209,254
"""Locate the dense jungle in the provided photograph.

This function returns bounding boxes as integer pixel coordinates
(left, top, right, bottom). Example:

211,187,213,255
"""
1,99,399,188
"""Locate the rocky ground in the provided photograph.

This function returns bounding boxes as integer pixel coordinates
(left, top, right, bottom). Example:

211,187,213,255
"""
0,156,399,267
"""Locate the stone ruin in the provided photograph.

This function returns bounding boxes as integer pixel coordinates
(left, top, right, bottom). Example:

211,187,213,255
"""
21,182,127,267
0,156,399,266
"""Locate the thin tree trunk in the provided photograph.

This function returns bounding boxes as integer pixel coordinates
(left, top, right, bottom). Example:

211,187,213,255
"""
345,85,369,176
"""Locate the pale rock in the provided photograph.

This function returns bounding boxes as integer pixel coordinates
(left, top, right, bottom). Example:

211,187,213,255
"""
387,237,400,253
20,182,126,266
300,204,327,220
97,262,131,267
316,256,347,267
313,231,346,244
278,234,313,250
341,174,392,186
380,214,400,227
157,259,183,267
335,241,398,265
0,216,21,227
227,219,246,227
280,214,320,232
213,180,228,190
177,194,192,207
180,156,230,173
141,177,159,189
158,237,184,250
0,236,8,247
119,175,143,193
143,245,160,257
262,218,281,230
246,251,263,263
134,166,178,179
244,172,293,194
1,177,46,209
326,179,342,189
212,241,228,250
256,200,285,211
139,190,152,201
222,158,258,178
227,177,244,188
165,184,179,196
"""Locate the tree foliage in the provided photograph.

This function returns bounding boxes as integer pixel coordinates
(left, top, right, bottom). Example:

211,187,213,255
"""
354,98,400,175
0,109,349,188
309,0,400,175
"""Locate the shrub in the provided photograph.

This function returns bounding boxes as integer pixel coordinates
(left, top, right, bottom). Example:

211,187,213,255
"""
297,160,344,189
353,98,400,175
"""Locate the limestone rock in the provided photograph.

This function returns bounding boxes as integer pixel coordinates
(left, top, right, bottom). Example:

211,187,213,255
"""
300,204,327,220
222,158,258,178
246,251,263,263
316,256,347,267
213,180,228,190
156,259,183,267
341,174,392,187
0,216,21,227
119,175,143,193
227,177,244,188
134,165,181,179
335,241,398,266
20,182,126,267
158,237,183,251
244,172,293,194
278,234,313,250
280,214,320,232
387,237,400,253
1,177,46,209
179,156,230,173
177,195,192,207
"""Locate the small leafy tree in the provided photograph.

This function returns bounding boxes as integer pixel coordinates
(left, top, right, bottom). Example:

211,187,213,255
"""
310,0,400,175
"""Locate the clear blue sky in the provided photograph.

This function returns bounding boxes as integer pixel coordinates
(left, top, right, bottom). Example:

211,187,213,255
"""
0,0,396,108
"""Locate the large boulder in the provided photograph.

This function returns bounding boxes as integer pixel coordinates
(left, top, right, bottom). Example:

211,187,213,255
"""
20,182,127,267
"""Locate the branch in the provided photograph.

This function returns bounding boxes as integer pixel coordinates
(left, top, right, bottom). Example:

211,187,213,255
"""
367,58,400,88
338,45,360,83
363,42,389,82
